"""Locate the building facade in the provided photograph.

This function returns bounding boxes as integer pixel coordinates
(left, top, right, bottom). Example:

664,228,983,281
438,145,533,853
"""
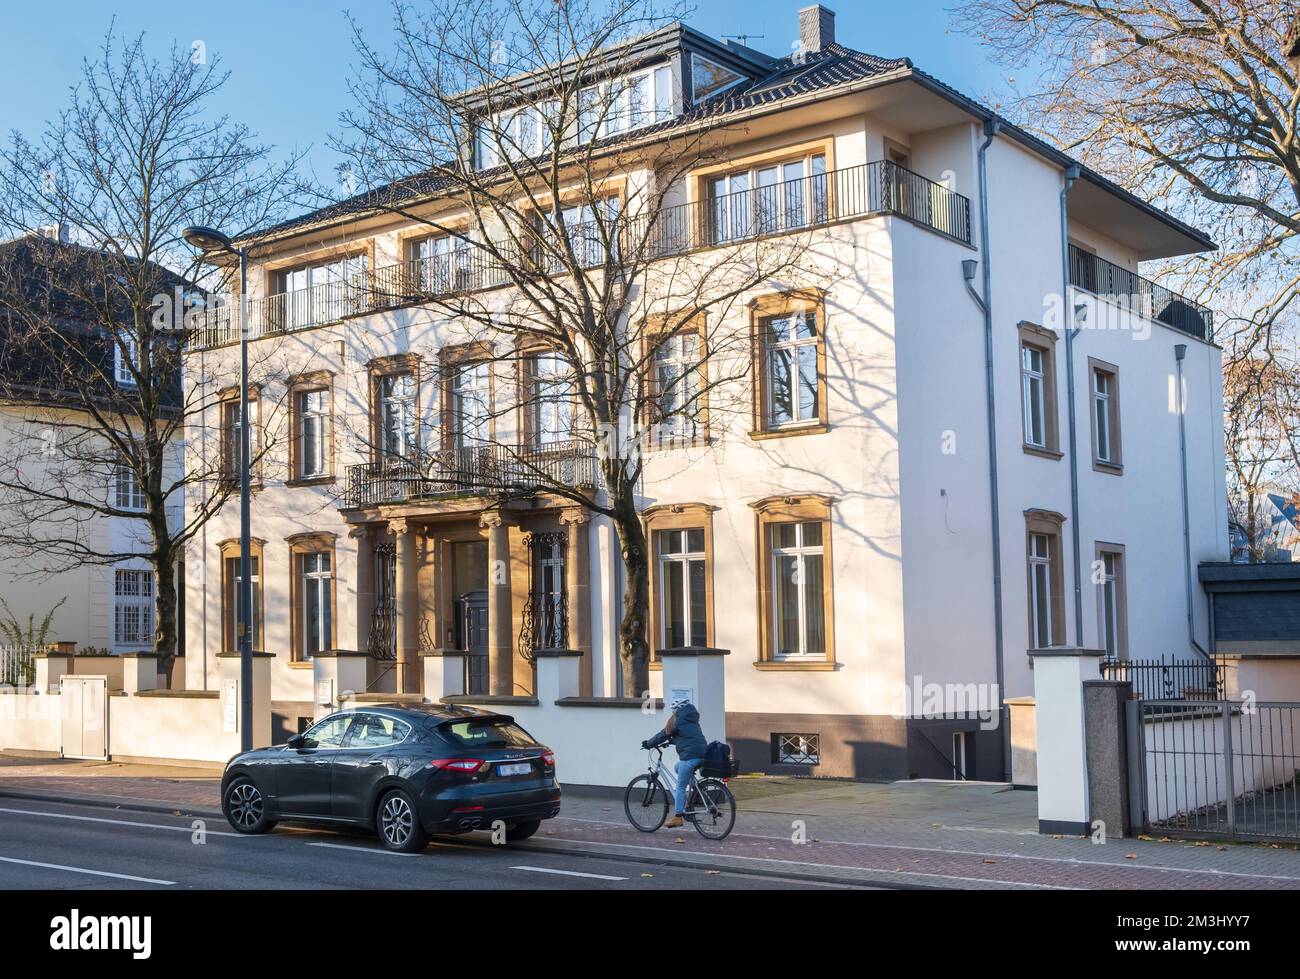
182,6,1227,778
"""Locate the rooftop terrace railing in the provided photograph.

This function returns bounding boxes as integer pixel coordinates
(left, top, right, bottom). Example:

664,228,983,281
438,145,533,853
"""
1069,244,1213,341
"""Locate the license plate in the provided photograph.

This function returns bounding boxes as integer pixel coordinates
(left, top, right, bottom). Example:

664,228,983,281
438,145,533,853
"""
497,762,531,777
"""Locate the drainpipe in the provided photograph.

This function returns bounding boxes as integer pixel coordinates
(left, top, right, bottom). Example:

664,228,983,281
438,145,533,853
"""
1174,343,1212,658
1061,164,1084,647
963,117,1010,781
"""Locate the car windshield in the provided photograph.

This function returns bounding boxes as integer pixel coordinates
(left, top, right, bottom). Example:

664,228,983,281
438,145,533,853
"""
440,719,537,749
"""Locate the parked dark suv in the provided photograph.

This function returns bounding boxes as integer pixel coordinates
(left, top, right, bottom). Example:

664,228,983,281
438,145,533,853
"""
220,704,560,852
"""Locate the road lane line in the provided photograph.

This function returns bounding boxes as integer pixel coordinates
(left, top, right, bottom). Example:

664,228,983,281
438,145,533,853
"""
305,841,420,857
510,865,627,881
0,855,174,885
0,805,246,838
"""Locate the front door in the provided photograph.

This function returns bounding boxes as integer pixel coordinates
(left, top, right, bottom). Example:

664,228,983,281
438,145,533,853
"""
457,590,489,695
277,713,352,817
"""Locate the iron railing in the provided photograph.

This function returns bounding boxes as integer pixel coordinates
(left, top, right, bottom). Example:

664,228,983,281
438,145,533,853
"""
343,439,599,508
1101,655,1224,701
187,160,973,350
0,644,37,686
1069,245,1213,341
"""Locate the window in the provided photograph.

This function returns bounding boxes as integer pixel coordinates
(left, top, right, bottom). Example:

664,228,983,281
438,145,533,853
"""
221,539,264,653
113,462,145,511
707,153,826,243
533,197,620,271
115,334,138,387
1089,359,1122,472
294,387,330,480
452,362,491,450
530,353,574,446
691,54,745,103
476,99,560,167
300,551,332,660
657,528,707,649
409,233,471,293
1095,544,1128,660
769,521,827,661
220,389,261,483
302,713,353,748
774,733,820,766
652,331,704,445
1018,324,1060,456
378,372,417,460
271,254,368,330
348,713,411,748
751,291,827,437
1025,510,1066,648
113,569,154,647
577,65,673,142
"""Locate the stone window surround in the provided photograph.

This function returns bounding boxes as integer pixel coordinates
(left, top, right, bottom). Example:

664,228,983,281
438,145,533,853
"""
1025,508,1067,649
751,494,837,670
1088,356,1124,475
287,531,338,665
1018,321,1062,460
219,537,266,654
286,370,336,485
749,288,830,440
643,502,718,668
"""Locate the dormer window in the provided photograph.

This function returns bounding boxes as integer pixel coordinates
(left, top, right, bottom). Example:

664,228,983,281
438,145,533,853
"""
578,64,673,142
476,100,559,167
691,54,745,103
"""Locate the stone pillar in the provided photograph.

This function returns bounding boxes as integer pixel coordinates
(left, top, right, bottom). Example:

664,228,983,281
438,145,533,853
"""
349,524,374,655
481,510,514,696
1029,647,1104,836
312,651,370,721
122,653,159,695
392,517,420,694
1004,696,1037,788
422,649,467,701
216,651,272,749
560,508,592,697
659,647,729,743
1084,678,1133,839
534,648,582,703
34,652,71,694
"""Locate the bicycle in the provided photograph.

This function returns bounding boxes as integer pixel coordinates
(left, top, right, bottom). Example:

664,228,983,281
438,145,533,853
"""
623,744,736,840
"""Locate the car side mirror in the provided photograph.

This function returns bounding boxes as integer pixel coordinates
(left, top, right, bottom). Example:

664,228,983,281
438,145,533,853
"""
287,734,307,749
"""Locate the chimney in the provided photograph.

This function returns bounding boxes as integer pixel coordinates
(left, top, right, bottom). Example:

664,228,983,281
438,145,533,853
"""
798,5,835,54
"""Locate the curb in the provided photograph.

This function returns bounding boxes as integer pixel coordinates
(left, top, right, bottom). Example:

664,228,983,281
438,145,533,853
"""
0,788,224,820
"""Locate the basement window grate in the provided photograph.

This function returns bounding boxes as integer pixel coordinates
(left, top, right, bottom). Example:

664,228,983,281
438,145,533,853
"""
774,733,820,765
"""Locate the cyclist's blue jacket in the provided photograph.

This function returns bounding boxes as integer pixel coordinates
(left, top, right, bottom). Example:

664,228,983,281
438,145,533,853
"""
646,702,707,761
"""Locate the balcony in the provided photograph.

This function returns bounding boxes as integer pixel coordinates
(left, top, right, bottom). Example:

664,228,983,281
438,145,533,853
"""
1068,245,1212,341
343,439,599,509
187,160,972,351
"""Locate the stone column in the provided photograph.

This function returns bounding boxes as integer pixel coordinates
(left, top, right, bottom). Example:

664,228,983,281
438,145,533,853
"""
481,510,514,696
348,524,374,656
560,508,592,697
1029,647,1105,836
660,646,729,743
392,517,420,694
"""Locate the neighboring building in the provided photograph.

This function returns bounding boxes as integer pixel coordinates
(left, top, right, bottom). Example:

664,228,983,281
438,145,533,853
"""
183,6,1227,777
0,229,184,655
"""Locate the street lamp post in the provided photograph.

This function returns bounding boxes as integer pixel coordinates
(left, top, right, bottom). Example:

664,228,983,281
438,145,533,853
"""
183,225,253,752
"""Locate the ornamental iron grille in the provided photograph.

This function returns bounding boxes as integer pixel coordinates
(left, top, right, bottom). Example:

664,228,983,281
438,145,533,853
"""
775,733,820,766
518,531,566,661
367,542,398,660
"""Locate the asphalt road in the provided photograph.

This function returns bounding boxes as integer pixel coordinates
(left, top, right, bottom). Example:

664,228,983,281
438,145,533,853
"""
0,799,858,890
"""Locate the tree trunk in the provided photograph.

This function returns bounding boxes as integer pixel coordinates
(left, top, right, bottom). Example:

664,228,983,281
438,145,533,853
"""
611,494,651,698
153,552,178,689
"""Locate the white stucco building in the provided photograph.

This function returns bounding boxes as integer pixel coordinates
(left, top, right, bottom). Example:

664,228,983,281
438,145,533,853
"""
182,6,1226,778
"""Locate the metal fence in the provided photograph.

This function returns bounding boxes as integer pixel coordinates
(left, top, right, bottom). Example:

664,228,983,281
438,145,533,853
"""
1101,655,1223,701
0,644,37,686
1068,244,1213,341
1136,699,1300,842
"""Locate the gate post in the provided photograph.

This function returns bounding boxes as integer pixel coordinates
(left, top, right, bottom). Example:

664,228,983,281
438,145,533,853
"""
1029,647,1105,835
1083,679,1133,838
1125,697,1147,834
1221,700,1236,836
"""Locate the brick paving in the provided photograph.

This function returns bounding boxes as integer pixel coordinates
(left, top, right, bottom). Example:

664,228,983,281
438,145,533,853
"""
3,754,1297,889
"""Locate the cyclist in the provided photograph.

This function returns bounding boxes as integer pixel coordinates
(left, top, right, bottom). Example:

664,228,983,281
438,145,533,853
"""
641,697,707,829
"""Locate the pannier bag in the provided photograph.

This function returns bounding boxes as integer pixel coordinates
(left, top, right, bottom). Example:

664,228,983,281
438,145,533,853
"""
699,740,738,779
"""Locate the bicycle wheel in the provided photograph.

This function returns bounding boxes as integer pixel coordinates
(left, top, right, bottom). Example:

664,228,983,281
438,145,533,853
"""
624,774,669,832
689,778,736,840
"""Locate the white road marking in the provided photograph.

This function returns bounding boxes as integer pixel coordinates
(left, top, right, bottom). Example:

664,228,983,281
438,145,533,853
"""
0,805,246,838
305,841,419,857
510,865,627,881
0,855,174,885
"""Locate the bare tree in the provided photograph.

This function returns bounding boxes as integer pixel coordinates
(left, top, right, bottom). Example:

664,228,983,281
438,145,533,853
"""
335,0,830,694
956,0,1300,533
0,30,305,680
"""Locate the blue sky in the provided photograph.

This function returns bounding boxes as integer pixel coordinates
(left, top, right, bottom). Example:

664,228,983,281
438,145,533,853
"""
0,0,1015,185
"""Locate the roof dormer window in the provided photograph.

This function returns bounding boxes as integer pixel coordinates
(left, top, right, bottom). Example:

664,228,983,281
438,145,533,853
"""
691,54,745,103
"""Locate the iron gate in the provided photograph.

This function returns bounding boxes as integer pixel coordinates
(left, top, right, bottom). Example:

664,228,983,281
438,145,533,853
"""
1130,698,1300,842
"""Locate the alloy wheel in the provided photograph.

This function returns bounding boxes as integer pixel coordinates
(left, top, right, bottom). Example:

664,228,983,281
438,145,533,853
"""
381,794,414,848
228,782,264,829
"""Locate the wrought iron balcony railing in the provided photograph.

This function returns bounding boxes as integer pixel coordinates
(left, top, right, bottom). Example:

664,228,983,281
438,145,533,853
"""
187,160,973,350
1069,245,1213,341
343,439,599,509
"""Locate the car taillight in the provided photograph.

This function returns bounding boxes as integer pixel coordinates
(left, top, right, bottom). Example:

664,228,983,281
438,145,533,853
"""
541,750,555,769
428,758,485,773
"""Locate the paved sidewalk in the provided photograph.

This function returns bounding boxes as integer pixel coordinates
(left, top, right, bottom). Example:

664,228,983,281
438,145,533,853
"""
3,753,1298,889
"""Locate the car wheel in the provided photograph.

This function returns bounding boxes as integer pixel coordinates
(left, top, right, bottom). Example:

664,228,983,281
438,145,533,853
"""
377,788,429,853
222,776,276,834
505,819,541,843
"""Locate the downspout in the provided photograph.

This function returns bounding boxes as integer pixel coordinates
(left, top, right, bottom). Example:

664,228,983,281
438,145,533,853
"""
1060,164,1084,648
962,117,1010,781
1174,343,1212,658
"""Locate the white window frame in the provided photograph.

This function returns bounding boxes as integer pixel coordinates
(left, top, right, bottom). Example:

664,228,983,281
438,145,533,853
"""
765,311,820,429
531,353,573,446
1098,550,1120,659
1093,368,1114,463
655,332,702,443
1022,343,1046,448
579,65,674,142
298,388,329,478
115,334,138,387
691,53,746,104
770,521,826,662
656,528,707,649
227,555,260,652
113,569,154,648
379,373,417,460
1029,532,1054,649
453,362,491,450
302,551,332,660
113,461,145,512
